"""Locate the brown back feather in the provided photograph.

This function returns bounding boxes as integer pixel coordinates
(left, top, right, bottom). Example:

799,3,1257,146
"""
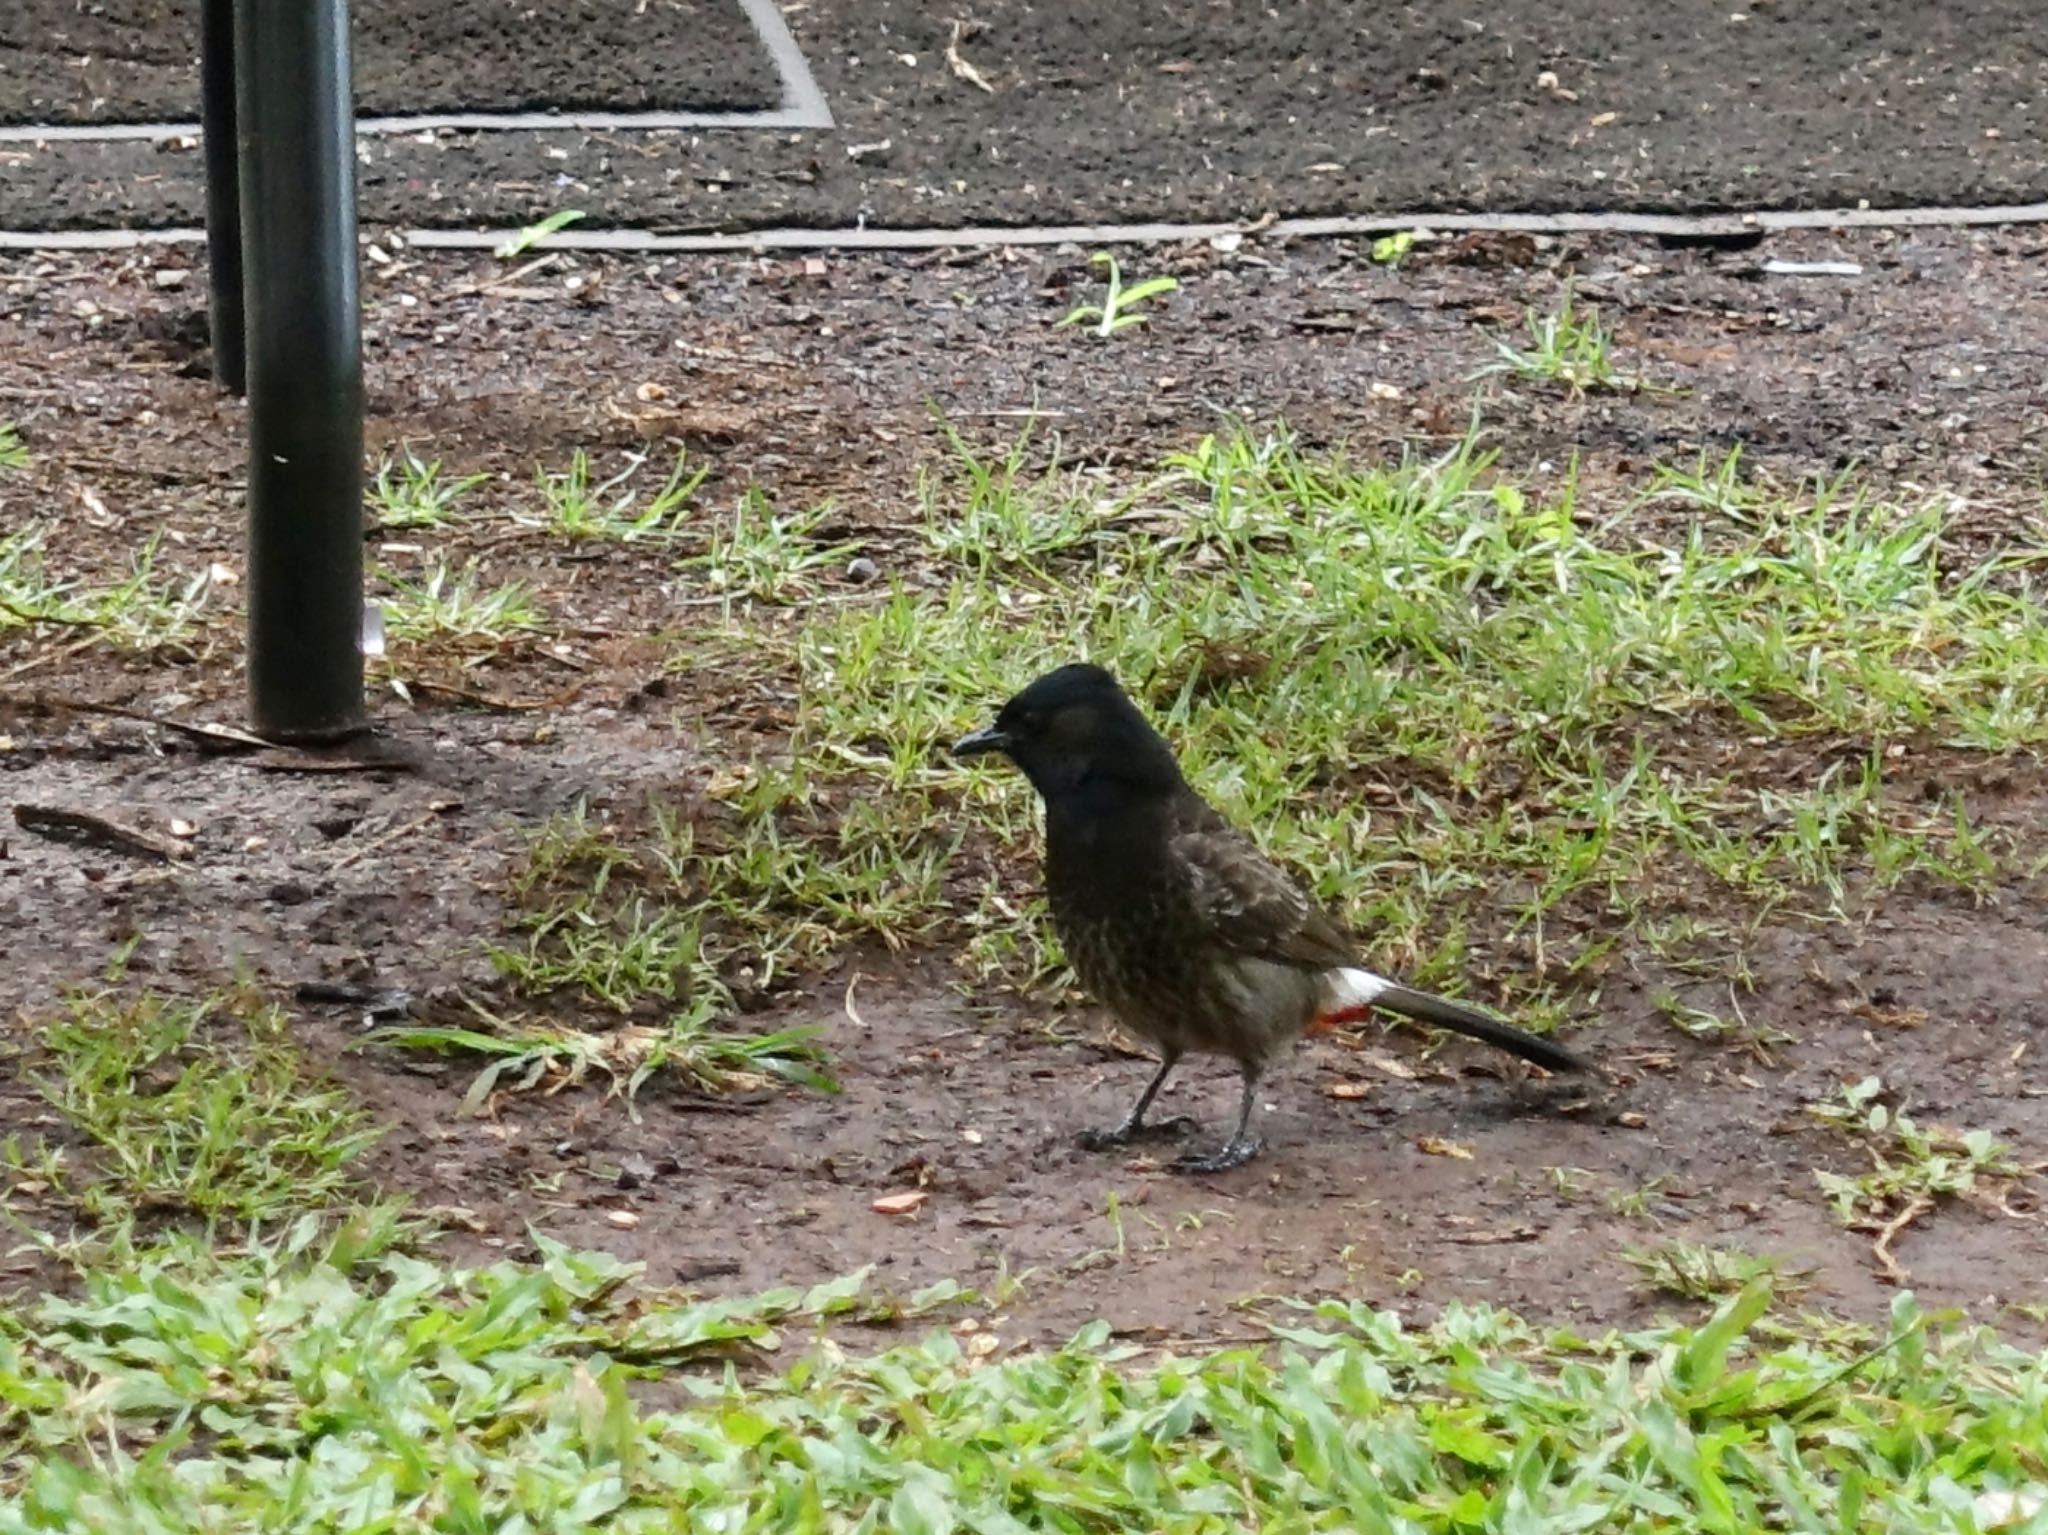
1166,792,1360,972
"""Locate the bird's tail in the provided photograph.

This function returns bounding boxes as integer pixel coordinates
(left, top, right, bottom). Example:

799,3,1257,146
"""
1320,968,1588,1075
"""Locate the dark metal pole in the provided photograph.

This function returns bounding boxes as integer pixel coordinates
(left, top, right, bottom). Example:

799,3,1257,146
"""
235,0,367,741
198,0,243,394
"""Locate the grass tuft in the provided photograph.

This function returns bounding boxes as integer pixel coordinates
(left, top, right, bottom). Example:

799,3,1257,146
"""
522,447,707,543
367,446,489,529
364,1000,835,1118
376,558,546,647
1472,282,1639,394
16,988,381,1229
1622,1240,1810,1301
678,490,857,603
1808,1075,2023,1227
0,526,207,649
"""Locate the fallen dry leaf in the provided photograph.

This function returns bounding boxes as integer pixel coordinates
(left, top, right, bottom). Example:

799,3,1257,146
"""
872,1191,929,1217
605,1209,641,1230
1615,1111,1649,1129
1324,1081,1371,1100
1417,1136,1474,1160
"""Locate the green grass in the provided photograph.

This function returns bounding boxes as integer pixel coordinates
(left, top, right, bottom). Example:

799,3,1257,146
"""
351,803,851,1110
0,526,206,649
3,1231,2045,1532
367,446,489,530
918,415,1110,573
785,425,2042,996
481,790,952,1017
0,421,25,472
520,448,708,543
495,207,586,259
458,419,2048,1045
4,979,2045,1533
493,891,722,1014
1473,284,1638,395
678,490,857,603
5,988,381,1232
375,558,546,647
1622,1240,1810,1302
1808,1075,2023,1234
363,994,836,1118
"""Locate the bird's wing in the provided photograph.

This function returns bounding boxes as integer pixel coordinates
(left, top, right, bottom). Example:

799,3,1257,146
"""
1166,801,1359,971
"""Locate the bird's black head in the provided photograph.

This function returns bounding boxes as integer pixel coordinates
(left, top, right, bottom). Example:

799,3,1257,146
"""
951,663,1184,800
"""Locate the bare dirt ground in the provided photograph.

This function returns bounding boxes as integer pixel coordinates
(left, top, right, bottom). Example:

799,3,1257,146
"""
5,0,2046,231
2,226,2046,1345
0,0,779,123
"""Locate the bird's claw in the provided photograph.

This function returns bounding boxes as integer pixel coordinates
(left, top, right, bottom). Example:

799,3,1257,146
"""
1171,1135,1262,1175
1078,1114,1197,1151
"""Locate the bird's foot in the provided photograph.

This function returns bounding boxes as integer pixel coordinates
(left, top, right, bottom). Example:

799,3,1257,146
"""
1171,1135,1263,1175
1077,1114,1198,1152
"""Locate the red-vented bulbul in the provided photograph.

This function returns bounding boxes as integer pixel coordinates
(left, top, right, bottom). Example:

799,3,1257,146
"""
953,662,1589,1174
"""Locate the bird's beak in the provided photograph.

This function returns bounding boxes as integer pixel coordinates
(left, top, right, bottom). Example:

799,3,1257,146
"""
950,723,1012,759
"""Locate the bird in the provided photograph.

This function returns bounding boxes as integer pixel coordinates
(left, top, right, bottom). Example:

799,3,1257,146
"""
952,662,1589,1174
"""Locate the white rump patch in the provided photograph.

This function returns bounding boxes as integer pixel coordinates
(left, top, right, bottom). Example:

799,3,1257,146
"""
1319,967,1392,1010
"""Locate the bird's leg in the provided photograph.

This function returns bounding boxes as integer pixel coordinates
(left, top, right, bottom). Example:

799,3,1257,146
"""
1172,1063,1263,1174
1077,1052,1195,1149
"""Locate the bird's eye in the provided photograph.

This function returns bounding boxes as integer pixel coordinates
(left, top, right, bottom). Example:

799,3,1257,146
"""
1005,707,1042,735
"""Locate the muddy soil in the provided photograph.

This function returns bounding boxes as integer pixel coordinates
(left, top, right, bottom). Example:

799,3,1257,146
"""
6,0,2047,232
2,226,2045,1344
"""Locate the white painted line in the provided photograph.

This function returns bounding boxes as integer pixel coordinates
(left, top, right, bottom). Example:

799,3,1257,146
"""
7,202,2048,253
0,109,821,144
0,0,831,144
0,122,191,144
0,227,206,248
737,0,835,129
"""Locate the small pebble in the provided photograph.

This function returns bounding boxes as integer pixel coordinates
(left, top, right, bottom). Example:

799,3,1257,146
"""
846,555,880,583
